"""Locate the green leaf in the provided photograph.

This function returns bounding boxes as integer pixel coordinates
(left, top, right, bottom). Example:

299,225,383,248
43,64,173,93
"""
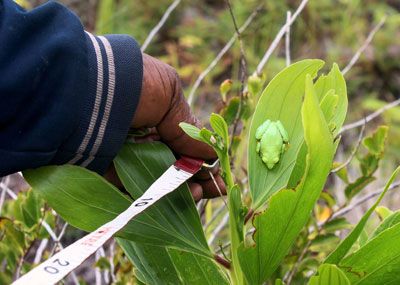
248,59,325,209
118,238,229,285
359,126,389,177
333,162,349,183
24,142,210,257
363,126,388,155
371,211,400,238
309,234,340,252
325,166,400,264
345,176,376,200
228,185,246,284
323,218,352,234
375,206,393,220
319,89,339,124
314,63,348,137
238,74,335,284
114,143,210,255
167,248,229,285
288,63,348,190
308,264,350,285
221,97,240,125
117,239,182,284
210,113,229,148
339,222,400,284
179,122,203,142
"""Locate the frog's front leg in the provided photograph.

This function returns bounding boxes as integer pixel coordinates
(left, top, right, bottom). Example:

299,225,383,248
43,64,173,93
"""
276,121,289,143
255,119,271,140
281,143,286,154
256,141,261,153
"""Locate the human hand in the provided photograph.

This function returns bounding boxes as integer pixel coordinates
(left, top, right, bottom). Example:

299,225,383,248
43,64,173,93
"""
106,53,226,201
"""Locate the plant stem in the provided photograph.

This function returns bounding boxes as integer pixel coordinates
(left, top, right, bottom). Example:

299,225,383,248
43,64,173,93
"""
220,153,245,285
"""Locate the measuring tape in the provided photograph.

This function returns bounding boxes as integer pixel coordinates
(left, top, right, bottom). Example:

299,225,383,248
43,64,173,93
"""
13,156,206,285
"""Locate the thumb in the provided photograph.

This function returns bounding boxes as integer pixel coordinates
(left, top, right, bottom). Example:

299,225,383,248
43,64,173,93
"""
157,78,216,160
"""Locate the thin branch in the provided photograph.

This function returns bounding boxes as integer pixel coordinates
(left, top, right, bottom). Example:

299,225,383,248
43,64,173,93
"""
141,0,181,52
226,0,249,153
208,170,228,208
95,250,102,285
340,98,400,134
332,120,366,173
187,5,262,105
285,11,292,67
285,237,312,285
109,240,117,283
0,176,8,215
329,180,400,220
256,0,309,75
33,238,49,264
342,16,387,75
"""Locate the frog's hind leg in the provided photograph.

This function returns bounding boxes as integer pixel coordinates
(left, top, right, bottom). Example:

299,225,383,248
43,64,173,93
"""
255,119,271,140
277,121,289,143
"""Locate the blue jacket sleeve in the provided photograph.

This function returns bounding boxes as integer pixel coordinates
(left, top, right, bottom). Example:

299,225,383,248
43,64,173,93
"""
0,0,143,176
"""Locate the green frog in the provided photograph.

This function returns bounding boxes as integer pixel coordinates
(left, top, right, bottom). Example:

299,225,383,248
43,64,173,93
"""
255,120,289,169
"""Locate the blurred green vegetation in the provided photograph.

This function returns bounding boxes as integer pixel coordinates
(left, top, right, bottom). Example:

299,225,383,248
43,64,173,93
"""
41,0,400,159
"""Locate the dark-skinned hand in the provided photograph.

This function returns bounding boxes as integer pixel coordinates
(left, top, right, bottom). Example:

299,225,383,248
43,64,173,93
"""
104,53,226,201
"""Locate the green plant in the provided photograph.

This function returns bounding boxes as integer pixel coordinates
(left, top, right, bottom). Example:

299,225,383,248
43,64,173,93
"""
15,60,400,284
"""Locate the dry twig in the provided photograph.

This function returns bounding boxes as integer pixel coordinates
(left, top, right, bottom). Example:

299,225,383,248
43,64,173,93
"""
141,0,181,52
256,0,309,75
332,120,366,173
329,180,400,220
340,98,400,134
187,5,262,105
285,11,292,67
342,17,387,75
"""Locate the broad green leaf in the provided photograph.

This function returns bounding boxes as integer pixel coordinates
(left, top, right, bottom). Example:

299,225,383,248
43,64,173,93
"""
325,166,400,264
238,74,335,284
308,264,350,285
288,64,347,190
179,122,203,141
319,89,339,124
114,142,210,256
248,59,325,209
371,211,400,238
167,248,229,285
25,142,210,256
117,238,182,285
339,222,400,284
117,238,229,285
